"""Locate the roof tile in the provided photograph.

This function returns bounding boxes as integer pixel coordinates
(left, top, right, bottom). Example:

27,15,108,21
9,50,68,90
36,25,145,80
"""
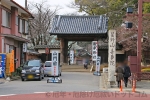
50,15,108,34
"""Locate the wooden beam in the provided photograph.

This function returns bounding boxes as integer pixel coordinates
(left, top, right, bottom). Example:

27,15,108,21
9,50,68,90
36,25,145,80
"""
60,38,64,64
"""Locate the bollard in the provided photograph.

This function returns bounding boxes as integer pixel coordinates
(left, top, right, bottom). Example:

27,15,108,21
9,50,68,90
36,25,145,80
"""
132,79,136,93
120,80,123,92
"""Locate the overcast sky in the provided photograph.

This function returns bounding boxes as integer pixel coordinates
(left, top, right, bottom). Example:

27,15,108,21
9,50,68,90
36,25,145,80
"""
14,0,79,15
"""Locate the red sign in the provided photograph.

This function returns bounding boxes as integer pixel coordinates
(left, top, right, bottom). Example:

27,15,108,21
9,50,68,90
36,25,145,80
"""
45,48,49,54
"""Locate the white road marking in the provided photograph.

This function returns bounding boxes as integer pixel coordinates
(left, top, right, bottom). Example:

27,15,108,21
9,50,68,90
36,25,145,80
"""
85,91,93,92
0,94,16,97
34,92,47,93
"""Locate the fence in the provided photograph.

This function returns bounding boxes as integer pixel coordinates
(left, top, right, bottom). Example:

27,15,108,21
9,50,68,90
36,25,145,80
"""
131,72,150,80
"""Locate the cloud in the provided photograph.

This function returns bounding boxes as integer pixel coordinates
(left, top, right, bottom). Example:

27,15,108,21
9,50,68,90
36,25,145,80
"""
14,0,77,14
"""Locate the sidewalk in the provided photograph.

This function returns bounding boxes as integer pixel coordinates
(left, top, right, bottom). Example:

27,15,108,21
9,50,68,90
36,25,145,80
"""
100,79,150,94
0,78,6,84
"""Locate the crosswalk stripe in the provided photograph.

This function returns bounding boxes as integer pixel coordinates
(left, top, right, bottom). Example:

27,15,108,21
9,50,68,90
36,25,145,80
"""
0,94,16,97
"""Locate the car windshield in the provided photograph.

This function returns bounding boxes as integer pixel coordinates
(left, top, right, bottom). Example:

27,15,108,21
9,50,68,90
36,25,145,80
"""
45,62,52,67
24,60,40,67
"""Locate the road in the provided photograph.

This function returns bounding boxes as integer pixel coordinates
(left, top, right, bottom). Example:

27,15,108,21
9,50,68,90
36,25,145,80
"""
0,72,101,95
0,72,150,100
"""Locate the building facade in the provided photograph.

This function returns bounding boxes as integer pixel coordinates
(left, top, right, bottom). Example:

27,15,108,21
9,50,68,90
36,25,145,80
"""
0,0,34,69
34,45,60,63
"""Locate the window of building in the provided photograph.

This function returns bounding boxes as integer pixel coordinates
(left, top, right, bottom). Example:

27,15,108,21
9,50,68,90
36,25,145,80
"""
9,45,14,53
22,19,25,33
5,45,14,53
25,20,28,34
16,16,18,25
6,44,9,53
18,18,23,33
18,18,28,34
2,9,11,27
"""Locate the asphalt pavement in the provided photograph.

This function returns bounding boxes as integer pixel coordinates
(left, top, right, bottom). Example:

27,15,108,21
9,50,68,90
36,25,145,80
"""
0,72,101,95
0,72,150,100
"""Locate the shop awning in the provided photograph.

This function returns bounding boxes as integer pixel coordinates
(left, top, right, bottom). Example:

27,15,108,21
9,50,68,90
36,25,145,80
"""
1,34,29,42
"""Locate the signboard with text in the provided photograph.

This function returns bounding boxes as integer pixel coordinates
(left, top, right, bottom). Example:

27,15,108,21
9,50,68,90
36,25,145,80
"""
70,50,74,64
108,30,116,81
96,56,101,72
51,51,59,76
92,41,98,61
23,43,27,52
0,56,2,75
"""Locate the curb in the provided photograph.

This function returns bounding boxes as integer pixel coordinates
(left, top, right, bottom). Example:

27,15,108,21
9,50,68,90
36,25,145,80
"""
10,76,21,81
0,82,5,84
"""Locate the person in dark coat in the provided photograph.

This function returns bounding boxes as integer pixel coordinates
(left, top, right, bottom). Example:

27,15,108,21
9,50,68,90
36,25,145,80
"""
123,58,131,87
115,63,124,88
84,63,88,69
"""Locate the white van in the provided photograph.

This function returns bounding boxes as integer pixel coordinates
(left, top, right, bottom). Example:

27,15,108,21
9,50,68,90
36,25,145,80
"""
44,61,61,77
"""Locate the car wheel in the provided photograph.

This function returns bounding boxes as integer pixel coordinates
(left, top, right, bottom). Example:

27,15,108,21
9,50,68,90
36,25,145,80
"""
60,79,62,83
38,76,42,81
21,78,25,81
44,75,46,77
42,75,44,79
60,73,61,76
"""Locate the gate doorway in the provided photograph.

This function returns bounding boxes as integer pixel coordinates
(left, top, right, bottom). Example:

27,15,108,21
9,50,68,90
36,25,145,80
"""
50,15,108,65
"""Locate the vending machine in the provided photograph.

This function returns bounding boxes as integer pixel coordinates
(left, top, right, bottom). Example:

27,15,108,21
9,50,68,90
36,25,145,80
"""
0,54,6,78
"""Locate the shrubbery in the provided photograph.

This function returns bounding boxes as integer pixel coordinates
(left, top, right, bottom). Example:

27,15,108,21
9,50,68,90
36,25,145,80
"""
141,68,150,72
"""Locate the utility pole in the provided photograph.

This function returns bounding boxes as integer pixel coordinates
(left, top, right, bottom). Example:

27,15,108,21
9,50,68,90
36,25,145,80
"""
137,0,150,73
137,0,143,73
25,0,28,10
126,0,150,75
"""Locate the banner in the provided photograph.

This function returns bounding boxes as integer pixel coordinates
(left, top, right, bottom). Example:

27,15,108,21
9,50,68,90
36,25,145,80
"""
70,50,74,64
96,56,101,72
51,51,59,76
92,41,98,61
108,30,116,81
10,50,14,73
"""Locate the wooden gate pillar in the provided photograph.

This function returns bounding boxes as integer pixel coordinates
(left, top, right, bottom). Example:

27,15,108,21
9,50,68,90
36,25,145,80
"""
64,40,68,63
60,38,65,64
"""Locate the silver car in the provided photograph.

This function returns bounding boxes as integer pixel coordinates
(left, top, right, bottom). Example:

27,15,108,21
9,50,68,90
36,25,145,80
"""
44,61,62,77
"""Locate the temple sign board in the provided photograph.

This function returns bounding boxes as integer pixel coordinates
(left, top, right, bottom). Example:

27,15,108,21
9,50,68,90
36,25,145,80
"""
96,56,101,72
70,50,74,64
92,41,98,61
51,51,59,76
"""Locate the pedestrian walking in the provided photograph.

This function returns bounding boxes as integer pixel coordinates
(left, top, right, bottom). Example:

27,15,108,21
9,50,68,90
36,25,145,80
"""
123,58,131,87
69,59,71,65
84,63,88,69
115,62,124,88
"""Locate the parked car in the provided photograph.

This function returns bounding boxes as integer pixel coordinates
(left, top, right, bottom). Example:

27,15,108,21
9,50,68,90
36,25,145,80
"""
44,61,62,77
21,59,44,81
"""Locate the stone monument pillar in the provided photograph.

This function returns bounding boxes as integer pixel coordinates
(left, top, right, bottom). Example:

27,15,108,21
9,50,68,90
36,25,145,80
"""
108,30,116,87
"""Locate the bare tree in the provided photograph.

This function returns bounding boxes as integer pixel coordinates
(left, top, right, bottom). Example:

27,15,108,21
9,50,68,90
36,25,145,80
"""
28,0,60,47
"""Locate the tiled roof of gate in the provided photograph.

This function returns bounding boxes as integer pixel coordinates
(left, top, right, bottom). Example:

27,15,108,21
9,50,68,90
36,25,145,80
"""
34,45,60,49
50,15,108,34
